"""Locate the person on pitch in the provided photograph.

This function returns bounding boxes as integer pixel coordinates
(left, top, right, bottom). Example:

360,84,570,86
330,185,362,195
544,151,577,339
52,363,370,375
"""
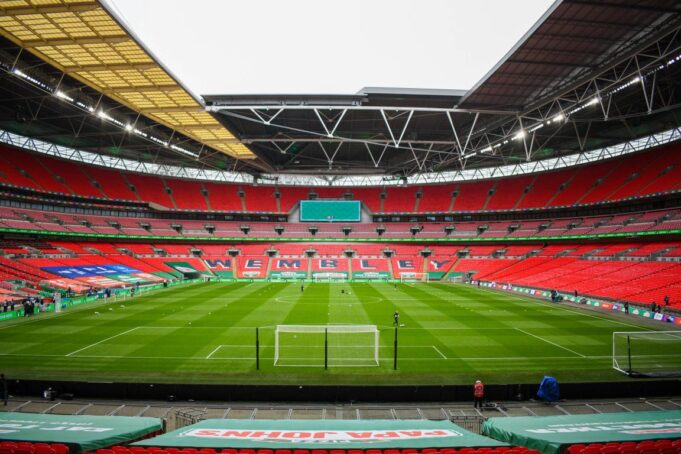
393,310,399,326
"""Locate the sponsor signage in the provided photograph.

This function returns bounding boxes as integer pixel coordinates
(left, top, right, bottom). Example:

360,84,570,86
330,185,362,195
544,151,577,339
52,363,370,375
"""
41,265,140,278
184,428,460,442
134,419,505,449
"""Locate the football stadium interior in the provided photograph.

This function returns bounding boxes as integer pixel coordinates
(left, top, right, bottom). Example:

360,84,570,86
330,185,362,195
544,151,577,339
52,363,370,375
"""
1,0,681,453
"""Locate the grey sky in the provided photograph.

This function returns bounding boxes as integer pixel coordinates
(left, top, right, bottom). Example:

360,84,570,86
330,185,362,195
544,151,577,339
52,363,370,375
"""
106,0,555,96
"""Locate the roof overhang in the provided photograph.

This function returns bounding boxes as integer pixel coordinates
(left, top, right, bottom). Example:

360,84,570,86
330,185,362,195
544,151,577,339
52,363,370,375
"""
0,0,255,160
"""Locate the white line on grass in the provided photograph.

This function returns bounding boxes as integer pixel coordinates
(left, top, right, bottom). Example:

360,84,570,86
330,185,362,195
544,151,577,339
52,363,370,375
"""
515,327,586,358
12,352,681,361
468,284,658,331
66,327,140,357
206,345,224,359
432,345,447,359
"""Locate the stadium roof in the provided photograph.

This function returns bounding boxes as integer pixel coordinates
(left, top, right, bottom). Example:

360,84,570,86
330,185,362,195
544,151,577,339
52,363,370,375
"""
0,0,254,160
1,0,681,179
208,0,681,176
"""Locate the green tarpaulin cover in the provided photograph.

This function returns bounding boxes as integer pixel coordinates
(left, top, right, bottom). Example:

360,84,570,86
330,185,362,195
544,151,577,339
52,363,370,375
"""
483,410,681,454
0,412,162,452
134,419,506,449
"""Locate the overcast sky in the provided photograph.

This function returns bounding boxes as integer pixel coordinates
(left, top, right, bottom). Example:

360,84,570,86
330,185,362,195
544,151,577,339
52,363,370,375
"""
105,0,555,97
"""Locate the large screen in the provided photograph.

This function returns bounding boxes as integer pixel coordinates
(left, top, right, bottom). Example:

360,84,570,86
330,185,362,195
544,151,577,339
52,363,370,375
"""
299,200,361,222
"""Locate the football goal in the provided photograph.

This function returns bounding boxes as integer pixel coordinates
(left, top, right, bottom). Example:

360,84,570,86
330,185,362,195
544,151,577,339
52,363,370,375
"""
400,273,429,283
612,331,681,377
313,273,347,282
273,324,380,367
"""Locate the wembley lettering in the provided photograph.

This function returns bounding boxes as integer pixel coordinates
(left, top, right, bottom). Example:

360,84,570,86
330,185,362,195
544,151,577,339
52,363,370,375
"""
184,429,460,442
430,260,450,270
319,260,337,269
359,260,376,270
245,259,263,269
277,260,300,269
205,259,231,270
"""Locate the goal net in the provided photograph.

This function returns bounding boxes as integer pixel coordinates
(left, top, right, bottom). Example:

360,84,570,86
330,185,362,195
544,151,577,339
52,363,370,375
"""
400,272,429,283
313,273,347,282
612,331,681,377
274,325,380,367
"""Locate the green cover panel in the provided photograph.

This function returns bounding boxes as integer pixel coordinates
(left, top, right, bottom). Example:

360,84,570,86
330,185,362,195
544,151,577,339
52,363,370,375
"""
300,200,361,222
134,419,506,449
0,412,162,452
483,411,681,454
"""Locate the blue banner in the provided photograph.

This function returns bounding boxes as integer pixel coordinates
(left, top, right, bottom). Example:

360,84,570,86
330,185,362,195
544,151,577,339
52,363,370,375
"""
41,264,141,278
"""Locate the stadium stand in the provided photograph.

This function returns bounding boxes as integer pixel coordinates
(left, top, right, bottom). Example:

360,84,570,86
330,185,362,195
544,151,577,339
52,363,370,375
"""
2,141,681,214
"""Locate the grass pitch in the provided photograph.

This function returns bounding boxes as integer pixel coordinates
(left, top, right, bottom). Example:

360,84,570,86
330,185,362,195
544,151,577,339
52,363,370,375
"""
0,281,677,385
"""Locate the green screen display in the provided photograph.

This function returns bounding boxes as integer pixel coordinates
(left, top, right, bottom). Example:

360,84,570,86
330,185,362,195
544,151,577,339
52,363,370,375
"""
300,200,361,222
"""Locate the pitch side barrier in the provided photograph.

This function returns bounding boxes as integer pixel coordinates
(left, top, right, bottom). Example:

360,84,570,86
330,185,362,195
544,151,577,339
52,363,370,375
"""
473,281,681,327
0,279,202,324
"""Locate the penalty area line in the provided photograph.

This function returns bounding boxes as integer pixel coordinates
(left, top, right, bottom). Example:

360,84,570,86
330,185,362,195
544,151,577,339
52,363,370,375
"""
515,327,586,358
66,327,140,357
206,345,224,359
432,345,447,359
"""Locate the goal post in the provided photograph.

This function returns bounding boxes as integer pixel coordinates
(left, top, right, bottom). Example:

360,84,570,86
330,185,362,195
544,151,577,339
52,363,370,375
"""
274,324,380,367
612,331,681,377
312,273,347,283
400,272,429,283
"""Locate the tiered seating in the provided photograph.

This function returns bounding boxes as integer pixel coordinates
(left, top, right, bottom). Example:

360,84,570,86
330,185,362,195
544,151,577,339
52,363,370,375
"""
0,441,69,454
83,167,137,200
2,147,72,194
165,179,207,211
517,168,571,209
549,162,611,207
243,186,278,212
418,184,456,212
351,187,382,212
382,187,418,212
463,253,681,307
567,439,681,454
278,186,309,213
125,174,175,208
46,157,104,198
580,152,652,204
204,183,242,211
452,181,493,211
3,141,681,214
1,204,680,240
486,176,534,211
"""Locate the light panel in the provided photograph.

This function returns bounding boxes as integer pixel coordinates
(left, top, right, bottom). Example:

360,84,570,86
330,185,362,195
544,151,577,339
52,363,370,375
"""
0,0,254,159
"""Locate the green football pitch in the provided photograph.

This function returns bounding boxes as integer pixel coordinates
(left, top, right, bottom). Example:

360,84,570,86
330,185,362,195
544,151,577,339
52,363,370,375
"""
0,281,678,385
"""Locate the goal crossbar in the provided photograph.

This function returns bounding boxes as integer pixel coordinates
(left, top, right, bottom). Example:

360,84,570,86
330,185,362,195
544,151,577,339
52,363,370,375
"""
274,324,380,366
400,272,429,283
275,324,379,333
